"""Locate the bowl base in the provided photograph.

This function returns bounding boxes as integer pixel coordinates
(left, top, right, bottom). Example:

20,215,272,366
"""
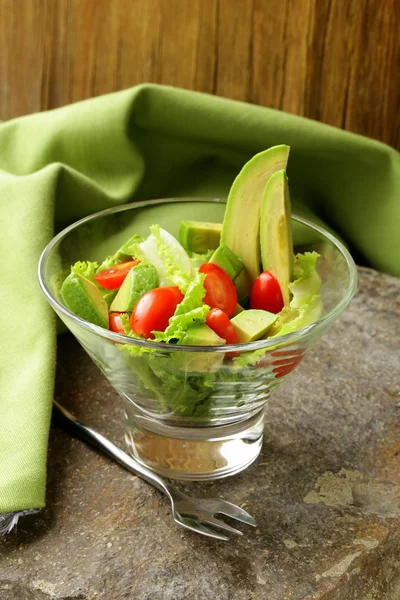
123,410,264,481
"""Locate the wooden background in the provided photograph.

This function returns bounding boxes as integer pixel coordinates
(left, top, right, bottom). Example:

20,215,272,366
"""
1,0,399,148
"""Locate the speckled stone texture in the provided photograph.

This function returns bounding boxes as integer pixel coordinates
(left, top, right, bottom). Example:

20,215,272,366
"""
1,267,399,600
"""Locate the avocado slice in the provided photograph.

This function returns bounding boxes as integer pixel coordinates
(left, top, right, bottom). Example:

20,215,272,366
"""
110,263,159,312
231,309,277,343
175,323,226,372
179,220,222,253
179,323,225,346
61,272,109,328
114,233,143,260
208,243,244,280
102,288,118,308
221,145,290,299
260,169,293,306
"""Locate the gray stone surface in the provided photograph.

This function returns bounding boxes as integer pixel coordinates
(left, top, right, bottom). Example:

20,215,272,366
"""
1,266,400,600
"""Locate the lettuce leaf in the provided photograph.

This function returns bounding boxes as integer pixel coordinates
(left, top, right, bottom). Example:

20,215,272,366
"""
289,251,321,308
189,249,214,269
71,261,99,280
269,295,323,337
119,312,133,335
267,251,322,337
96,235,145,274
140,225,192,290
173,269,207,315
119,343,216,416
153,269,209,342
96,255,118,273
153,305,210,343
115,234,144,260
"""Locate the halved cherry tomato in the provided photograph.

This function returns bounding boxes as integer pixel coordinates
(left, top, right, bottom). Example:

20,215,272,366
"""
199,263,237,317
94,260,140,290
271,348,306,378
273,357,304,378
250,271,284,314
109,312,126,335
130,286,184,339
206,308,239,345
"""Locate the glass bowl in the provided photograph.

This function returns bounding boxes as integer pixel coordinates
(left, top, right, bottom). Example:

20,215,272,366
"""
38,198,357,480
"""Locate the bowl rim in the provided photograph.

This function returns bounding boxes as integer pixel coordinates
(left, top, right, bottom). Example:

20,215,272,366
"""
37,197,358,353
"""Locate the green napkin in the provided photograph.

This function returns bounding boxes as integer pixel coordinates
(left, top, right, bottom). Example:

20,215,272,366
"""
1,84,399,528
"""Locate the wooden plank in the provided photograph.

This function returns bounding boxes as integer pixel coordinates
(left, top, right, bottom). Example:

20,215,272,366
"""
214,0,254,101
0,0,45,119
251,0,314,114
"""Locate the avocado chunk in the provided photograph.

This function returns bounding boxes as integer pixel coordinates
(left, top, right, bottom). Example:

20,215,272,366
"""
179,220,222,253
102,288,118,307
114,234,143,260
175,323,226,372
208,243,244,280
61,272,109,328
221,145,290,299
260,169,293,306
179,323,225,346
110,263,159,312
231,309,277,343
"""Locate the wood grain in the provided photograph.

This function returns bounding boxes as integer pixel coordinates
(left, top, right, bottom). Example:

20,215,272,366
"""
0,0,399,148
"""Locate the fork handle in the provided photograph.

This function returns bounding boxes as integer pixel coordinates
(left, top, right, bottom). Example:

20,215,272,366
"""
53,400,173,499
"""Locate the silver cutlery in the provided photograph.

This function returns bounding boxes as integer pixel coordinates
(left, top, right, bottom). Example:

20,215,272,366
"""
53,400,257,541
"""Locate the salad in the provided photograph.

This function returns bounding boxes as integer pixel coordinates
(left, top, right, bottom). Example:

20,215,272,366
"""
60,146,323,416
61,145,322,349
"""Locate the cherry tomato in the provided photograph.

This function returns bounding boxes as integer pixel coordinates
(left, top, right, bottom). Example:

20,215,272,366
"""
109,312,126,335
199,263,237,317
273,357,304,378
271,348,305,378
94,260,140,290
130,286,184,339
250,271,284,314
206,308,239,345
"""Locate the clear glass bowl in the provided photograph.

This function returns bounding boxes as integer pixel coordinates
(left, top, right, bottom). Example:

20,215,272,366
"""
38,198,358,480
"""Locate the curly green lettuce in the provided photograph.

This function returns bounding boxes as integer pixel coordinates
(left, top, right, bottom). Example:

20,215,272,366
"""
153,269,209,342
289,251,322,308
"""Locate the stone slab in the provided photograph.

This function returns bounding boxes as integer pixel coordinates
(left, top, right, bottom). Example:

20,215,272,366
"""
1,267,400,600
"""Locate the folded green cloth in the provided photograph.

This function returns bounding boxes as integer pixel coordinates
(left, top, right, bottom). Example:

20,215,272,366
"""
1,84,399,528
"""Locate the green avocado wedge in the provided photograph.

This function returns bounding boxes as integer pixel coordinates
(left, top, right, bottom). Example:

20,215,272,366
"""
175,323,226,372
179,220,222,253
110,263,159,312
260,169,293,306
61,272,109,328
231,309,277,343
221,145,290,300
178,323,225,346
208,243,244,280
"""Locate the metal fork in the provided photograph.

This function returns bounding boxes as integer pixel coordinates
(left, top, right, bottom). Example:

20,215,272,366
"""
53,400,257,541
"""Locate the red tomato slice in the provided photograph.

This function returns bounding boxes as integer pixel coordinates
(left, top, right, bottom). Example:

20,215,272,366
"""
199,263,237,317
109,312,126,335
94,260,140,290
130,286,184,339
273,356,304,378
250,271,284,314
206,308,239,345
